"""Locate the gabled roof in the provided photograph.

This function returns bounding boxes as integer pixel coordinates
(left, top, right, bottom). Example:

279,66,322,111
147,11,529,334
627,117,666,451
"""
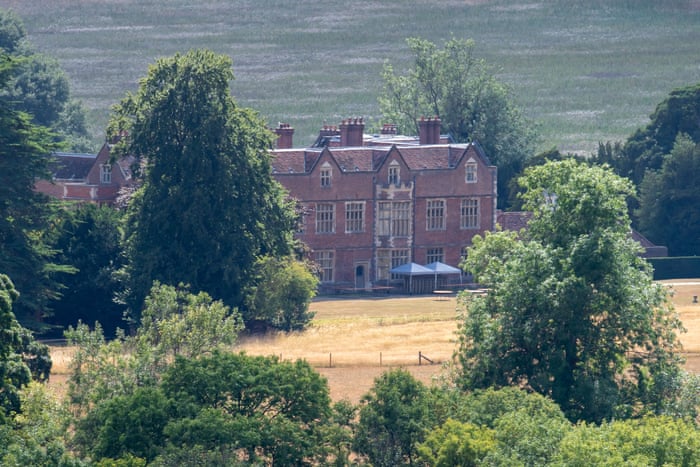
50,153,96,181
271,143,490,175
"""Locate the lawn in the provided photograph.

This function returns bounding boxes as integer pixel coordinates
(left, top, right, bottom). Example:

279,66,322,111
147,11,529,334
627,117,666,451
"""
49,280,700,403
2,0,699,154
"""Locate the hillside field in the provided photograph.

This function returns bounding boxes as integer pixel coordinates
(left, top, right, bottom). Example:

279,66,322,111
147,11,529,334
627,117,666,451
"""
1,0,699,154
49,280,700,403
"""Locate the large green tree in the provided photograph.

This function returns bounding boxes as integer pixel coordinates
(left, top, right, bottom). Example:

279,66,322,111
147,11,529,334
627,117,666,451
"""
637,134,700,256
458,160,686,422
0,55,70,326
0,274,51,420
354,368,429,466
111,49,297,321
595,82,700,187
48,204,126,337
74,351,332,465
380,37,536,208
0,8,91,152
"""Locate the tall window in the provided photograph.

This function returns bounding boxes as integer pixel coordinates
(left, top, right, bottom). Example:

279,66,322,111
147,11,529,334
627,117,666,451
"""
315,203,335,234
377,249,410,281
345,202,365,233
100,164,112,184
464,159,476,183
316,250,334,282
426,247,444,264
460,198,479,229
388,161,400,186
465,160,477,183
377,201,411,237
426,199,445,230
320,162,332,187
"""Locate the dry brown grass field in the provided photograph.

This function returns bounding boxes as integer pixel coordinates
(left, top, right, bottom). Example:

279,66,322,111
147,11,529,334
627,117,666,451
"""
48,280,700,404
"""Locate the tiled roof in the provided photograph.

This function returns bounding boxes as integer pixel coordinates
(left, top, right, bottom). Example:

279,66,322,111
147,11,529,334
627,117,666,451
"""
271,144,476,174
397,146,455,170
330,149,378,172
50,153,96,180
496,211,532,232
271,150,313,174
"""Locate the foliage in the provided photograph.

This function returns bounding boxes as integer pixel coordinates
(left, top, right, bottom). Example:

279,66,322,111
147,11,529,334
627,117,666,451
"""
0,55,73,326
0,8,25,54
245,255,318,331
604,82,700,187
48,204,126,337
75,387,171,462
135,282,243,379
7,2,700,156
417,419,495,467
354,368,429,466
0,8,91,151
111,49,297,322
161,351,331,465
0,274,52,419
74,351,333,465
458,160,686,423
64,282,242,415
0,382,83,466
637,133,700,256
553,416,700,466
425,387,570,466
379,37,536,207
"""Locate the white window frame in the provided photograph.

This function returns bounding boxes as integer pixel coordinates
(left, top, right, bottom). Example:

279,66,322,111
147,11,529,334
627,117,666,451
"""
426,199,446,231
315,203,335,234
100,164,112,184
426,247,444,264
345,201,365,233
316,250,334,282
377,201,411,237
320,162,332,187
460,198,480,229
388,161,400,186
465,159,477,183
376,248,410,281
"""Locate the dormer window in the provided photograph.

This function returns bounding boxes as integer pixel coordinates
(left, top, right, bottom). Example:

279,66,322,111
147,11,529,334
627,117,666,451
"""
465,159,477,183
100,164,112,184
388,160,400,186
320,162,332,187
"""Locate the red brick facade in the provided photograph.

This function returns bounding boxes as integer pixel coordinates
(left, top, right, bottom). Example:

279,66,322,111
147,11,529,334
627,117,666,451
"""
271,119,497,291
35,141,135,205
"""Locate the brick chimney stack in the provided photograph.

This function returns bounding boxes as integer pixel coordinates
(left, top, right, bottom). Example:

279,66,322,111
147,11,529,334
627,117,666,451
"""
340,117,365,147
418,116,441,145
274,122,294,149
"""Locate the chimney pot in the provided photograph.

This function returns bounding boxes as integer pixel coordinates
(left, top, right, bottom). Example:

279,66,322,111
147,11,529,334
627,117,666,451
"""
274,122,294,149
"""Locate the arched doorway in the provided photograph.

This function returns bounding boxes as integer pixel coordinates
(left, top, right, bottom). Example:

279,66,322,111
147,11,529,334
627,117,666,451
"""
355,263,367,290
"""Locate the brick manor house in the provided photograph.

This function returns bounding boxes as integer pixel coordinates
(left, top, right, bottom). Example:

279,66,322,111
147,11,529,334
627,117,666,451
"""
271,118,497,292
35,136,136,206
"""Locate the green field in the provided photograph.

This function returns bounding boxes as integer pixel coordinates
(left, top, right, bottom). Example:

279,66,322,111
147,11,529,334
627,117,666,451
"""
2,0,699,153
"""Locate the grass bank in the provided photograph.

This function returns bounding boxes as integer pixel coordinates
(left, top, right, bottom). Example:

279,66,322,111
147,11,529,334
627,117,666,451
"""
3,0,699,153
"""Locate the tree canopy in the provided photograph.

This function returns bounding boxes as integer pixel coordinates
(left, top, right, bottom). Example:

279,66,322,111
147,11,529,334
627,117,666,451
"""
0,55,71,326
458,159,686,422
637,134,700,256
379,37,536,208
593,82,700,188
0,274,51,420
47,204,126,337
110,49,298,321
0,7,91,151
